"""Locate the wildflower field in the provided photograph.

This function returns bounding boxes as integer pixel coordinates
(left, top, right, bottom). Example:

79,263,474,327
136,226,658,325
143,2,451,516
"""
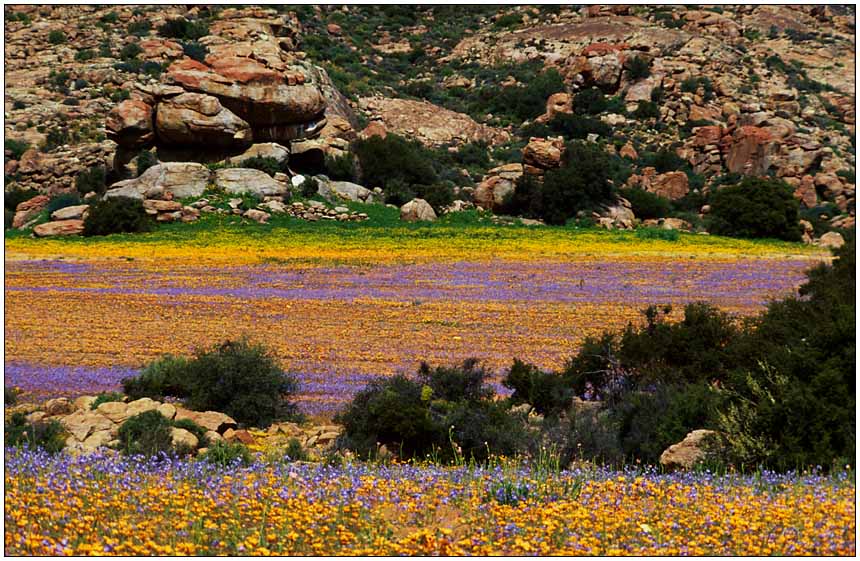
5,220,854,556
5,448,855,556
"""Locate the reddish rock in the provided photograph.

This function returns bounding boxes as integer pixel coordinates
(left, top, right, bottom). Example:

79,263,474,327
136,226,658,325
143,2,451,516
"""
536,92,573,123
522,137,564,170
647,171,690,201
155,92,252,148
814,172,844,198
138,39,183,60
360,121,388,140
792,175,818,208
33,219,85,237
619,141,638,160
327,23,342,36
106,100,155,149
12,194,50,228
474,175,516,211
17,148,43,174
692,125,723,147
724,126,775,176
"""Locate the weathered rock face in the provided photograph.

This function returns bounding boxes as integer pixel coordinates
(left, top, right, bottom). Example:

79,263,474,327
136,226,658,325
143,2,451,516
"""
317,178,376,203
106,100,155,149
473,163,524,211
164,57,327,142
214,168,288,197
724,126,776,176
400,198,437,222
50,204,90,221
536,92,573,123
105,162,210,200
12,194,50,228
659,429,718,471
522,137,565,171
628,168,690,200
155,92,253,148
33,219,85,237
227,142,290,166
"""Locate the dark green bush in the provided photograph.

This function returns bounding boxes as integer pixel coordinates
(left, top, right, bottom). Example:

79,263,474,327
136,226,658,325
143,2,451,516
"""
679,76,714,101
5,186,36,212
539,141,616,225
12,100,26,110
118,410,175,457
239,156,286,178
135,151,158,177
45,193,82,214
5,413,66,453
337,360,527,463
158,18,209,41
301,177,319,198
123,339,302,428
182,41,208,63
626,56,651,80
573,87,607,115
5,139,30,160
620,188,672,219
353,134,437,190
324,153,357,182
75,49,96,62
521,112,612,141
200,440,253,466
453,141,491,170
633,101,660,120
83,196,153,237
707,177,802,241
5,386,20,406
128,20,152,37
285,438,309,462
503,358,571,416
48,30,66,44
120,42,142,61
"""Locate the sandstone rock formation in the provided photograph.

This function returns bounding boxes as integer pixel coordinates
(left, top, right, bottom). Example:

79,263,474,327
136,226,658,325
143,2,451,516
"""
400,198,437,222
659,429,719,471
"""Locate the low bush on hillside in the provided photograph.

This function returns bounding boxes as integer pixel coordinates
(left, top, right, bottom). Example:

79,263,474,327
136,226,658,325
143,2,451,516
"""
5,139,30,161
5,413,66,454
503,238,855,470
75,165,106,195
239,156,287,178
135,151,158,176
83,196,152,237
324,153,357,182
627,56,651,80
4,186,35,213
199,440,253,466
336,359,528,463
707,177,802,241
118,410,208,457
48,30,66,45
158,18,209,41
504,141,617,225
122,339,302,428
45,193,82,214
619,187,672,220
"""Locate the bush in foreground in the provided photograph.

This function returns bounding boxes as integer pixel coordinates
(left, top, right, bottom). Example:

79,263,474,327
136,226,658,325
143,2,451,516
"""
5,413,66,453
122,339,302,428
118,410,208,457
83,196,152,237
707,177,802,241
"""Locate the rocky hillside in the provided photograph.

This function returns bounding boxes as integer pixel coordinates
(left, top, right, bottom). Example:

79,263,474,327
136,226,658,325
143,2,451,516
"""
4,5,856,241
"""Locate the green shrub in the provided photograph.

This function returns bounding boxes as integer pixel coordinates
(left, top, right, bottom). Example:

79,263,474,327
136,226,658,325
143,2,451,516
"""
707,177,802,241
240,156,285,178
158,18,209,41
324,153,357,182
200,440,253,466
620,188,672,219
5,386,20,406
5,139,30,160
45,193,82,214
181,41,207,62
5,413,66,453
48,30,66,44
503,359,571,416
522,112,612,140
120,42,142,61
123,339,302,428
633,101,660,120
301,177,319,198
538,141,616,225
75,49,96,61
118,410,175,457
90,392,125,410
573,87,607,115
75,166,107,195
453,141,491,170
337,360,527,463
100,11,118,24
83,196,153,237
12,100,26,110
636,227,680,241
626,56,651,80
285,438,309,462
680,76,714,101
4,186,36,211
135,151,158,176
353,134,437,190
127,20,152,37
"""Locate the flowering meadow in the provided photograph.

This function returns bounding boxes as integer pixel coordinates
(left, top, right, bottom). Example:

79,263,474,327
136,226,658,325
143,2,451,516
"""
5,226,825,417
4,447,854,556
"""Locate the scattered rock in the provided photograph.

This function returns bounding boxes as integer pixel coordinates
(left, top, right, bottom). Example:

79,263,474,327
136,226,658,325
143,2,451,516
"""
400,198,437,222
659,429,719,471
33,219,85,237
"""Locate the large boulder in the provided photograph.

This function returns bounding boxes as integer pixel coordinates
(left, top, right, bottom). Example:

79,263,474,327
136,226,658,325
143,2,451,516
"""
163,57,327,142
522,137,565,170
12,194,50,228
317,178,375,203
647,171,690,201
50,204,89,221
659,429,719,471
400,198,437,222
106,99,155,149
173,408,237,433
170,427,199,450
214,168,287,197
105,162,211,200
818,231,845,249
33,219,85,237
226,142,290,166
155,92,253,148
60,410,115,442
724,126,776,176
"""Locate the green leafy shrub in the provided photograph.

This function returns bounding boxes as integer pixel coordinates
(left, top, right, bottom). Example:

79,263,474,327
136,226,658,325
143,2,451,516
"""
122,339,302,428
118,410,175,457
521,113,611,141
503,359,571,417
45,193,82,214
573,87,607,115
48,30,66,44
4,186,36,212
75,166,107,195
620,187,671,220
633,101,660,120
182,41,208,62
626,56,651,80
75,49,95,61
707,177,802,241
353,134,437,190
120,42,143,61
158,18,209,41
239,156,286,178
5,386,20,406
135,151,158,176
680,76,715,101
285,438,309,462
301,177,319,198
636,227,680,241
536,141,617,225
127,20,152,37
324,153,357,182
200,440,253,466
5,413,66,453
337,360,527,463
83,196,153,237
5,139,30,160
90,392,125,410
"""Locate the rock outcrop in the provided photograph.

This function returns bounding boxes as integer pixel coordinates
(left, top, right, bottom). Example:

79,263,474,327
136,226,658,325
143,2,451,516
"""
659,429,719,471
